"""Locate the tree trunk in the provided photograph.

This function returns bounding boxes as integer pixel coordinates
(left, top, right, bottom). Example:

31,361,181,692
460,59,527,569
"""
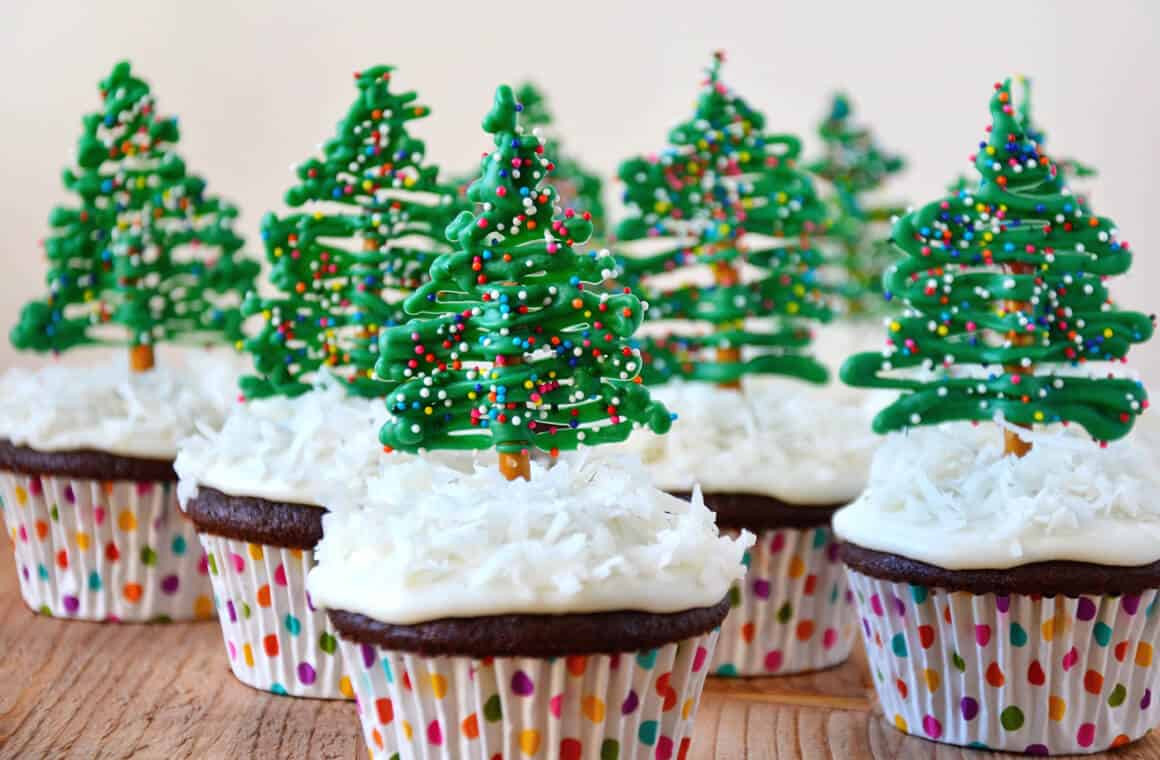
713,260,742,390
496,351,532,480
129,344,155,373
1003,263,1034,457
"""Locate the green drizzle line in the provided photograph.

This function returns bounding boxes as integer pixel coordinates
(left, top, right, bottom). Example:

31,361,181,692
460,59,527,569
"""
377,85,672,455
614,53,831,386
842,79,1153,442
807,93,906,318
11,61,257,353
239,66,466,399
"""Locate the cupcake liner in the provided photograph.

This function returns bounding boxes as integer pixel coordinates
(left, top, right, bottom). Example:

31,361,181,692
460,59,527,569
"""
711,525,856,676
0,469,212,622
849,569,1160,754
199,533,351,699
339,627,720,760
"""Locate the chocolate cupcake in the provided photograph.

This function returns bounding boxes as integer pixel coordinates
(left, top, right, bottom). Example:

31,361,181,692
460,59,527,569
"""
835,424,1160,754
835,76,1159,754
611,56,880,678
307,454,752,760
0,358,236,621
176,383,396,699
622,380,875,677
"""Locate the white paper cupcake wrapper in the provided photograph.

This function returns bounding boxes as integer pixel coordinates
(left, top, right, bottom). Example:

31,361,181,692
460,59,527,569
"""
849,569,1160,754
339,627,720,760
0,469,212,622
199,533,351,699
711,525,857,676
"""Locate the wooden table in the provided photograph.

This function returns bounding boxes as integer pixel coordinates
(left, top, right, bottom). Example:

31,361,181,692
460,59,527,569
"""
1,547,1157,759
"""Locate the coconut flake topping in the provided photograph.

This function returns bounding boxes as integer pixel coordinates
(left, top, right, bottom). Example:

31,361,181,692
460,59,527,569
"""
307,451,754,624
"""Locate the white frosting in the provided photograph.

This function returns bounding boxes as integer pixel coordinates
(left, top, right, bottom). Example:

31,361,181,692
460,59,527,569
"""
176,380,394,506
0,354,239,459
306,452,754,624
620,380,878,504
833,421,1160,569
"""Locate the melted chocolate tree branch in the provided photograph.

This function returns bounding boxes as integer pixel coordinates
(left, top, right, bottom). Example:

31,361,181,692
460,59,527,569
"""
10,61,257,369
239,65,465,399
842,79,1153,449
615,54,831,388
377,85,673,480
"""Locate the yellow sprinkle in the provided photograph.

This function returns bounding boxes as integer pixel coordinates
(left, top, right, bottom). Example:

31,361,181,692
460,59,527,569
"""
985,146,996,155
890,321,901,333
424,407,433,415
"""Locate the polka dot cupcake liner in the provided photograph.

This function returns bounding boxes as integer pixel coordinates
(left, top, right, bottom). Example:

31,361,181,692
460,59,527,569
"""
338,627,720,760
198,533,351,700
712,526,857,677
0,470,212,622
849,569,1160,754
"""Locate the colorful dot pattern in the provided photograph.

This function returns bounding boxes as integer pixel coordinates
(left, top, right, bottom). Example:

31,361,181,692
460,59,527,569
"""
341,627,719,759
849,570,1160,753
198,533,352,700
713,527,856,677
0,470,212,622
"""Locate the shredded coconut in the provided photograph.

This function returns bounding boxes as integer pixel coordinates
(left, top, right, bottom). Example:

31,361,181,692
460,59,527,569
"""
833,421,1160,568
0,353,239,459
307,451,754,623
619,380,880,504
177,378,395,506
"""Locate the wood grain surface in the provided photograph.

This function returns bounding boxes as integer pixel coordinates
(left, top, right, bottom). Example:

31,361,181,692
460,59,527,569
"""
1,547,1157,759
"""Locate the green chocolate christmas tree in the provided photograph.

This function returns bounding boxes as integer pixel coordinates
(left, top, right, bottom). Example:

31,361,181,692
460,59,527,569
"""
378,84,673,480
240,66,464,399
615,52,830,388
808,93,906,318
11,61,257,371
842,79,1152,456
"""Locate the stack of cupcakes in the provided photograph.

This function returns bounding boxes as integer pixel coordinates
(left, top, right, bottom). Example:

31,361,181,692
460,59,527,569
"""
305,83,753,759
837,79,1160,754
615,53,873,677
175,65,466,700
1,61,257,623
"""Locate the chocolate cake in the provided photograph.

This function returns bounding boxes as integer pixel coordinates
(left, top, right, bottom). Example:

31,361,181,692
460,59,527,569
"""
184,485,323,550
841,541,1160,597
0,439,176,482
670,490,841,530
328,595,731,658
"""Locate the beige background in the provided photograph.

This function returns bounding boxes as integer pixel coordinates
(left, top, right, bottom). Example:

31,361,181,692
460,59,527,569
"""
2,0,1158,379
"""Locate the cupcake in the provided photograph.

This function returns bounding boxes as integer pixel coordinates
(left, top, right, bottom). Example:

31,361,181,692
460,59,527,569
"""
0,356,240,621
177,383,391,698
174,64,465,699
308,83,751,759
312,455,750,760
614,54,868,677
837,78,1158,753
1,60,256,622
